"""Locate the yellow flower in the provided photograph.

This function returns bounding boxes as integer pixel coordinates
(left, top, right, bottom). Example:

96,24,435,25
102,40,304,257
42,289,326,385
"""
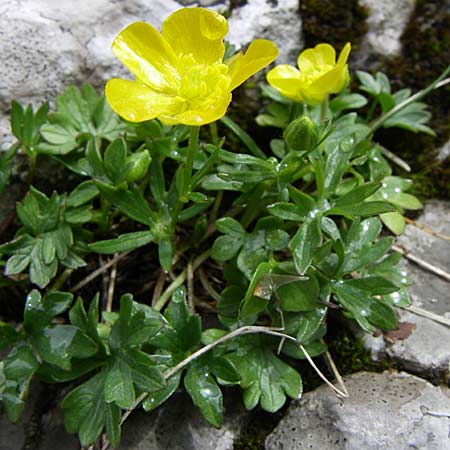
267,43,351,105
105,8,278,126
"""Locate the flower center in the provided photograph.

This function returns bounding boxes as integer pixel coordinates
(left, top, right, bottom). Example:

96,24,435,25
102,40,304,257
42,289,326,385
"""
176,55,230,108
299,64,334,87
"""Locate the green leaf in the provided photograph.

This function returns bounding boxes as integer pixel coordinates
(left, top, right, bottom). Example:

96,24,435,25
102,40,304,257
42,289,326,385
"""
184,362,223,427
357,71,381,96
324,140,353,193
86,138,107,177
227,336,302,412
105,402,121,448
267,202,306,221
104,358,135,409
104,138,129,184
5,253,31,275
33,325,97,370
380,211,405,235
0,343,39,422
143,372,181,412
124,349,164,392
333,282,397,332
289,219,321,275
0,321,19,351
215,217,245,236
344,276,398,295
220,116,266,158
67,181,99,207
11,100,24,140
61,371,107,447
333,182,381,208
277,274,320,312
109,294,163,350
165,287,202,352
241,262,272,317
285,307,328,343
330,93,368,112
211,235,243,261
90,231,154,254
96,182,155,226
24,290,73,334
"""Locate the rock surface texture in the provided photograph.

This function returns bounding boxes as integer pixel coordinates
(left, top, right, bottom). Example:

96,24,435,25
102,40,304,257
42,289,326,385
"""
362,201,450,380
357,0,415,68
0,0,302,141
266,371,450,450
118,391,247,450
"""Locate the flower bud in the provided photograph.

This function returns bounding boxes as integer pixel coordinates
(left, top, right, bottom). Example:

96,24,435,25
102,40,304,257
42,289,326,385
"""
283,115,319,152
126,150,151,182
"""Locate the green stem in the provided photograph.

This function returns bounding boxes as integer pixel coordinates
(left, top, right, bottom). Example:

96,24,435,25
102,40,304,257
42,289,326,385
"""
367,63,450,138
180,126,200,202
209,122,219,146
49,268,73,291
153,249,210,311
26,153,37,186
320,96,329,122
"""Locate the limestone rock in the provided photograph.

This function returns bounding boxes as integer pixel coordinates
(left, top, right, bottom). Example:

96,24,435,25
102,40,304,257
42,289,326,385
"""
119,390,247,450
355,0,415,69
227,0,302,64
362,201,450,379
0,0,182,141
266,371,450,450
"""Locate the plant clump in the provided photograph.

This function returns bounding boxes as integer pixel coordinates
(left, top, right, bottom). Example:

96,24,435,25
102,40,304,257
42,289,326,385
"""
0,6,448,450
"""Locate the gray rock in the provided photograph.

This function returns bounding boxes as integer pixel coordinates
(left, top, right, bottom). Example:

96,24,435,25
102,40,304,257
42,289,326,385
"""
227,0,302,64
266,371,450,450
437,140,450,162
361,201,450,379
0,0,300,143
354,0,415,69
119,390,247,450
177,0,228,5
0,0,182,141
0,382,78,450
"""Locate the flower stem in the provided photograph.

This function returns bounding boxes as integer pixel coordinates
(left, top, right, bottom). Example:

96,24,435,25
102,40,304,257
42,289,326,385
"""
181,126,200,202
209,122,219,146
319,96,329,122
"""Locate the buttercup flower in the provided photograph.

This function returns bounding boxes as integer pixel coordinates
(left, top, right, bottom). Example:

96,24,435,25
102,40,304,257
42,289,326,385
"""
267,43,351,105
106,8,278,126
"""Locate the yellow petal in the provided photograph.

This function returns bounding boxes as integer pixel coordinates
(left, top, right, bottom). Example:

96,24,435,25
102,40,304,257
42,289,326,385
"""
267,65,304,102
166,92,232,126
162,8,228,64
297,43,336,72
227,39,278,91
105,78,183,122
337,42,351,65
305,64,350,103
112,22,179,93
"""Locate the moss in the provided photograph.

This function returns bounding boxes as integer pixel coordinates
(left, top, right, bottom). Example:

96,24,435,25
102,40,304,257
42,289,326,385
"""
300,0,369,50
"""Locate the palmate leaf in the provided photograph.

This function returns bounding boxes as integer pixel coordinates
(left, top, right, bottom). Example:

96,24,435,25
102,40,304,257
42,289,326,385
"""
62,370,121,448
226,335,302,412
0,343,39,422
38,85,127,155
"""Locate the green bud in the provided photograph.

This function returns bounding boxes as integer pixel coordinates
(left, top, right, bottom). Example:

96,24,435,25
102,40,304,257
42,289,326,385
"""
283,115,319,152
126,150,151,182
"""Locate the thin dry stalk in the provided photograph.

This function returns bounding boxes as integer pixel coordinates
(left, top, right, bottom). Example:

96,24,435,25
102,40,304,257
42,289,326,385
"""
70,252,130,293
404,217,450,242
106,259,118,313
392,244,450,283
